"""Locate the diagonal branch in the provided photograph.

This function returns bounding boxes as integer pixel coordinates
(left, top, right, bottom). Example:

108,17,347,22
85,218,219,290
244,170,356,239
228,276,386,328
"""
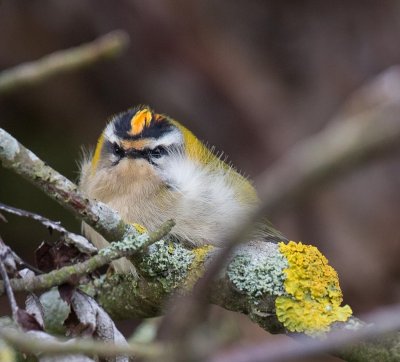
0,127,128,242
0,30,129,95
0,236,19,321
0,202,96,254
0,220,174,296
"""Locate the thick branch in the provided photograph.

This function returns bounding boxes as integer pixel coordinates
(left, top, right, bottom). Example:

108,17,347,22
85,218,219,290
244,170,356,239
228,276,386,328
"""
0,30,129,95
0,128,127,242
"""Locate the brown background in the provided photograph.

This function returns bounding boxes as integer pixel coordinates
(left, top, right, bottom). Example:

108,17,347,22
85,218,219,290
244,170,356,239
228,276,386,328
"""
1,1,400,361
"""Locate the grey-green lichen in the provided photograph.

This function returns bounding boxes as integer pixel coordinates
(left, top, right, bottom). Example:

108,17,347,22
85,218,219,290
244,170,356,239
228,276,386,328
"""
94,273,163,319
227,242,288,299
99,227,147,259
93,200,124,232
139,240,194,291
0,128,20,161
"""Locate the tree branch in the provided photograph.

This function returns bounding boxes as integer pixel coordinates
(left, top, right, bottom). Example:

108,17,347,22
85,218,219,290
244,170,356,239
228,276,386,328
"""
0,202,96,254
0,127,128,242
0,328,164,359
0,30,129,95
0,220,174,296
0,237,19,321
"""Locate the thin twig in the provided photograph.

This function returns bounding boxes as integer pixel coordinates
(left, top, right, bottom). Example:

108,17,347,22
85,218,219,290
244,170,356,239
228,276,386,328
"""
0,328,165,359
0,220,174,296
0,237,19,320
0,212,7,222
0,202,96,254
0,30,129,95
10,250,43,275
0,201,72,234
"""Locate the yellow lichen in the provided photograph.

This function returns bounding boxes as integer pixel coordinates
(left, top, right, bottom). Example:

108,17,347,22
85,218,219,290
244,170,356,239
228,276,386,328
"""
168,242,175,254
276,241,352,335
184,244,214,289
132,223,147,234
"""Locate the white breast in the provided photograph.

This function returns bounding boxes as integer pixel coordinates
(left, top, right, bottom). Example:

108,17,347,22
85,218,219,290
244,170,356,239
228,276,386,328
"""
153,154,255,245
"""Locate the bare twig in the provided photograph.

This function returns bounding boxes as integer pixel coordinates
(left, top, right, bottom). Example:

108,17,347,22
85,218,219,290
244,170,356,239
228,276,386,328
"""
10,250,43,275
0,220,174,296
0,202,96,254
0,237,19,320
0,30,129,95
0,328,165,359
0,212,7,222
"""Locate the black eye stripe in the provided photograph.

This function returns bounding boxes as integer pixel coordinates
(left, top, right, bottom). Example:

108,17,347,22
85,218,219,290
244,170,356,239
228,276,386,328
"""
105,140,177,166
112,143,125,158
126,146,168,161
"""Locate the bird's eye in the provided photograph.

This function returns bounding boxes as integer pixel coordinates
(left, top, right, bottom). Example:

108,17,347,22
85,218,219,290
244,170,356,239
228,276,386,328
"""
149,146,167,159
112,143,125,158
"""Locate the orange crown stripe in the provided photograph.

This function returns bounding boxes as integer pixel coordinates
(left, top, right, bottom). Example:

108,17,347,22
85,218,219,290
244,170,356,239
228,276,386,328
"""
129,109,153,136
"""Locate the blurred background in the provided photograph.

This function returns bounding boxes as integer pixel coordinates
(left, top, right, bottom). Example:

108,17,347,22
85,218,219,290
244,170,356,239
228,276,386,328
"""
1,1,400,361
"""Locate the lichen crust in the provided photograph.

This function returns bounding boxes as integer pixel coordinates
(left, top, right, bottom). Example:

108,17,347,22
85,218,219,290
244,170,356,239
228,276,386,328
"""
139,240,194,291
99,230,149,259
93,200,122,231
0,128,20,160
227,242,288,299
184,244,214,289
276,241,352,335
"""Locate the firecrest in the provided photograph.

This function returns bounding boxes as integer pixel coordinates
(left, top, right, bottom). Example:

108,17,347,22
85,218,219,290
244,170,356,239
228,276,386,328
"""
79,105,284,273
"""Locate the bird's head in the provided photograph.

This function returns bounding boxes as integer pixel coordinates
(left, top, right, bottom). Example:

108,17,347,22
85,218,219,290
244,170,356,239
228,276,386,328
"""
84,105,212,200
91,106,183,171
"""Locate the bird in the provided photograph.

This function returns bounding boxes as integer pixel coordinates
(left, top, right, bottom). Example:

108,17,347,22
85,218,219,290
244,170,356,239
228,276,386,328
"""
79,105,284,273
